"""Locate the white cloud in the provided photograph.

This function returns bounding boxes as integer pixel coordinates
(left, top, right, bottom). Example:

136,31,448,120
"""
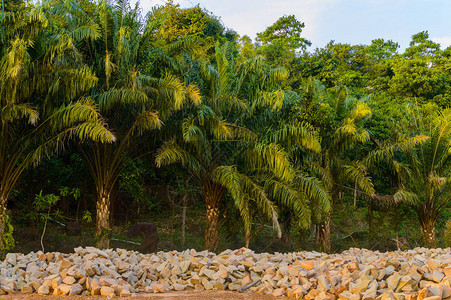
431,37,451,49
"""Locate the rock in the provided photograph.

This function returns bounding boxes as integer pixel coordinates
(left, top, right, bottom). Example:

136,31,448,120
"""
20,284,33,294
339,290,360,300
202,278,214,290
59,260,72,271
100,286,115,297
213,281,226,290
83,261,99,276
362,280,377,299
431,271,444,283
62,275,76,285
52,286,62,296
1,246,451,299
152,283,165,293
100,277,117,286
301,260,315,270
354,275,372,293
272,287,285,296
317,275,330,291
69,283,83,296
5,253,16,265
120,288,131,296
179,260,190,273
173,283,186,291
427,259,441,270
30,281,41,292
58,284,71,295
387,272,401,291
90,279,101,295
37,284,51,295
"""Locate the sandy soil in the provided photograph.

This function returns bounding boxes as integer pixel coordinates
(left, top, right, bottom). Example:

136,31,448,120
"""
0,291,289,299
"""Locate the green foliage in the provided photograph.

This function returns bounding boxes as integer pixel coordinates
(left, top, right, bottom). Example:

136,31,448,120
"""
34,191,60,212
445,219,451,247
0,213,15,252
256,15,311,51
82,210,92,224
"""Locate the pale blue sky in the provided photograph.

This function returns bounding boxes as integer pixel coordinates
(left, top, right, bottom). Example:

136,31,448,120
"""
135,0,451,52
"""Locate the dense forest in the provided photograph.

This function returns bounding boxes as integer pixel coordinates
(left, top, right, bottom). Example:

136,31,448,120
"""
0,0,450,256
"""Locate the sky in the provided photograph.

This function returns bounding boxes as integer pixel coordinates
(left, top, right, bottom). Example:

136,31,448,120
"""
134,0,451,52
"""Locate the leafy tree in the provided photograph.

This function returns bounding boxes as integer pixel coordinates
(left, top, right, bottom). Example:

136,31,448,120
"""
256,15,311,51
365,38,399,62
236,35,257,63
386,32,451,106
292,42,371,96
256,15,311,69
33,191,60,253
146,1,236,56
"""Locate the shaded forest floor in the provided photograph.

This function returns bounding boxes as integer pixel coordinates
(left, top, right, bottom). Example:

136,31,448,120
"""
8,195,449,254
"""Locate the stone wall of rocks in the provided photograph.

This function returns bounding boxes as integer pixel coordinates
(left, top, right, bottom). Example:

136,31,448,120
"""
1,247,451,299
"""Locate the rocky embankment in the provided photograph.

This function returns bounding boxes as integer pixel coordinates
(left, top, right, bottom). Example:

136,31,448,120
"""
1,247,451,299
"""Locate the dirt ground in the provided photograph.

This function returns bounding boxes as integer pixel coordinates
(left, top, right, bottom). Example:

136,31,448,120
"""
0,291,289,299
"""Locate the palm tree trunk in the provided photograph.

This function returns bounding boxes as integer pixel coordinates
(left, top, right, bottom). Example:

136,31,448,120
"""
203,182,224,252
0,194,6,251
181,196,187,246
205,203,219,252
420,218,436,248
245,232,251,248
316,211,331,252
95,191,111,249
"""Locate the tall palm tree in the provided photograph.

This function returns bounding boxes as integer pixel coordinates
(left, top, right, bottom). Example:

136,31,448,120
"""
59,0,202,248
366,104,450,247
300,81,375,252
156,43,325,251
0,1,115,251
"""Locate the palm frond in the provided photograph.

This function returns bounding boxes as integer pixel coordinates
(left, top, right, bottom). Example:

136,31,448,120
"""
70,23,101,41
263,177,311,229
343,162,375,196
365,135,430,168
246,143,295,182
265,122,321,153
155,139,199,171
1,103,38,125
212,165,281,237
294,172,331,213
130,111,163,136
97,89,148,111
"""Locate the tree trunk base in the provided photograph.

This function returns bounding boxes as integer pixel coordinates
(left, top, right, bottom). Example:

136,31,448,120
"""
315,212,331,253
421,221,436,248
205,206,219,252
96,195,111,249
0,199,6,251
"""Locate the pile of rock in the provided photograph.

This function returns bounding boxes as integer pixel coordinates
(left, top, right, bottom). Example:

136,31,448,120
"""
1,246,451,299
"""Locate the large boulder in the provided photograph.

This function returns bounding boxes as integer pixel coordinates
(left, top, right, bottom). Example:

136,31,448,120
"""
126,223,159,253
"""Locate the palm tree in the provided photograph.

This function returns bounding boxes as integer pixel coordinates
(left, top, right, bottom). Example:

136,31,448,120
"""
366,104,450,247
0,1,115,251
59,0,202,248
156,43,326,251
299,81,375,252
